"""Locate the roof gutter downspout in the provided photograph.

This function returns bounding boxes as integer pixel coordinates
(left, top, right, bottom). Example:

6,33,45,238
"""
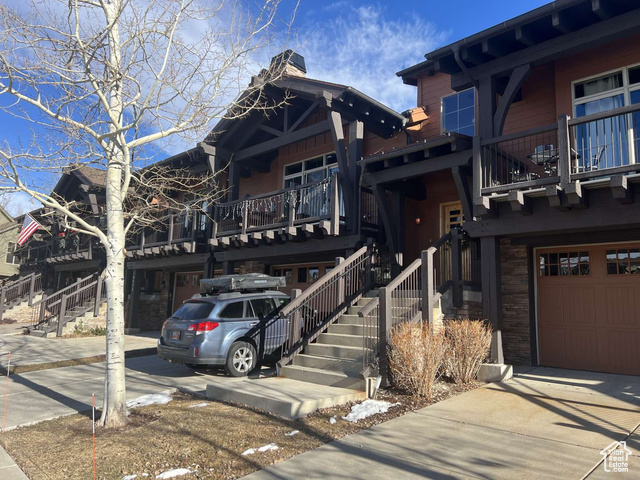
452,44,478,90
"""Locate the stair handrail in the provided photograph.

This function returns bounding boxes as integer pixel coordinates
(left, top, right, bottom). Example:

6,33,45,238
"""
263,244,376,369
31,273,97,327
0,273,43,322
56,277,105,336
359,228,477,379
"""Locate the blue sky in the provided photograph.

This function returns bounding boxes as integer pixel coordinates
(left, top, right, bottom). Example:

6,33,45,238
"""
0,0,549,214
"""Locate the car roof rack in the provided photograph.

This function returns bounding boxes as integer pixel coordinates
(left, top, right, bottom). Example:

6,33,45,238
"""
200,274,286,294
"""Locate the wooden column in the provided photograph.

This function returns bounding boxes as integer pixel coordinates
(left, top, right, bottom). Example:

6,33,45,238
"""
328,110,355,231
348,120,364,233
222,261,234,275
557,114,572,188
378,286,392,385
480,236,504,363
390,190,405,272
126,269,142,330
451,228,463,308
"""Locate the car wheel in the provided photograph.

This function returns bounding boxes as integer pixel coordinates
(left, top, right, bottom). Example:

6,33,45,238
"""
225,341,256,377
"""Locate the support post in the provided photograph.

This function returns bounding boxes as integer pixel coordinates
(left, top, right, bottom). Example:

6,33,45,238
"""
480,236,504,363
0,287,5,323
378,286,392,385
557,114,572,188
241,201,249,235
451,228,463,307
126,270,141,330
168,214,174,245
57,294,67,337
288,190,296,228
29,274,36,306
94,278,103,317
335,257,345,306
421,249,430,324
330,174,340,235
288,288,302,350
222,261,234,275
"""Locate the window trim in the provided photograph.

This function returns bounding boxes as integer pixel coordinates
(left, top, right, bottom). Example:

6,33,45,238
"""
440,87,476,136
5,241,17,265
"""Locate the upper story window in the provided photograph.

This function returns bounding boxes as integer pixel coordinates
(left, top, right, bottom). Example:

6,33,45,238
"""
573,65,640,172
283,153,337,188
5,242,17,265
441,88,476,136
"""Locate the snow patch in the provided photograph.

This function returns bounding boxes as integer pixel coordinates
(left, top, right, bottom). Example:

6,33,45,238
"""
329,416,337,424
127,393,172,409
242,443,279,455
342,400,401,423
155,468,194,479
121,476,137,480
187,402,210,408
284,430,299,436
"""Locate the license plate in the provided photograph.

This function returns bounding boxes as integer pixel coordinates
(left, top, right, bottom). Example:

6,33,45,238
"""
171,331,181,340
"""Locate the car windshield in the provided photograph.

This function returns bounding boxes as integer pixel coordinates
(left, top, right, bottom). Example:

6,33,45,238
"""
171,301,214,320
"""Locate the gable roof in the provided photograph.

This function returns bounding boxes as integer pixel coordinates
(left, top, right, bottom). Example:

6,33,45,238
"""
398,0,640,85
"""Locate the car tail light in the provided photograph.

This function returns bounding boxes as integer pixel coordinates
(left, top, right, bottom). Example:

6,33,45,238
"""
194,347,199,358
187,321,219,333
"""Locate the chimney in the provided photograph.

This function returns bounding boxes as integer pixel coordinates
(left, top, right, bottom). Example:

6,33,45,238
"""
267,50,306,78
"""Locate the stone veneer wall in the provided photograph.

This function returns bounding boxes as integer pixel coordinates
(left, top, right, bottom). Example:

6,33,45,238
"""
125,270,171,331
500,239,531,365
237,261,266,274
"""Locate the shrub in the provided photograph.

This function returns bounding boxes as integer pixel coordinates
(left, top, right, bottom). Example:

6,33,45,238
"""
388,322,446,399
444,319,492,384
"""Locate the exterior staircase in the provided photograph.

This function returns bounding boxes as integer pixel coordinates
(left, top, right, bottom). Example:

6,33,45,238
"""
280,294,377,390
0,273,42,322
29,274,106,337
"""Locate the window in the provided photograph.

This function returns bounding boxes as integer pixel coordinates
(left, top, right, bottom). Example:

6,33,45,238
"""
573,65,640,172
283,153,337,188
219,301,245,319
441,88,475,136
250,298,275,318
5,242,17,265
297,267,307,283
308,267,320,282
539,252,590,277
606,248,640,274
141,270,163,294
172,302,214,320
441,202,464,234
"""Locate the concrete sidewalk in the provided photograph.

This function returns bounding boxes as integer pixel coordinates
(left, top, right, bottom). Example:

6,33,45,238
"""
243,367,640,479
0,332,159,368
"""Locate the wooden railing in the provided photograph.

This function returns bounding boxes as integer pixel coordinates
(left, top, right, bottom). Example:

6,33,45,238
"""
51,233,93,258
358,229,479,378
17,244,51,265
478,103,640,195
54,276,106,336
127,210,203,250
0,273,42,322
31,273,104,335
249,244,376,369
212,174,340,239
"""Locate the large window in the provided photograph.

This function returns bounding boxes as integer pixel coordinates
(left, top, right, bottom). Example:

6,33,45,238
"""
573,65,640,172
283,153,337,188
441,88,475,136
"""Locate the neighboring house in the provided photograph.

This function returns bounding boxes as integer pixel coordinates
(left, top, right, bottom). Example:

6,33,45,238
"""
395,0,640,376
0,207,20,280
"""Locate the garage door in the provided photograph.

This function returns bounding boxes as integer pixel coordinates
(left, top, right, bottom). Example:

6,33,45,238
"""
537,244,640,375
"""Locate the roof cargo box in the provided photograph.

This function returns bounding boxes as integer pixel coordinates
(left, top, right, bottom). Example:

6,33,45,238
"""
200,274,286,293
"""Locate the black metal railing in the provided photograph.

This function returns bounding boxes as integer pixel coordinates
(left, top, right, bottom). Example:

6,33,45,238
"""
213,174,341,238
127,210,203,250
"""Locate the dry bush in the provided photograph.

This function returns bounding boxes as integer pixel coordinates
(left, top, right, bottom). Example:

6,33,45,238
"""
388,322,446,399
444,319,492,384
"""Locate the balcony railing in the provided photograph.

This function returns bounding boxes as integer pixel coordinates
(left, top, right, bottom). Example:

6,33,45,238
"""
17,244,51,265
478,103,640,195
212,173,341,239
126,211,205,250
51,233,93,259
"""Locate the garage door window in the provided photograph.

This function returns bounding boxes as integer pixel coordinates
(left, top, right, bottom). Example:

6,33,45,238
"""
539,251,590,277
606,248,640,274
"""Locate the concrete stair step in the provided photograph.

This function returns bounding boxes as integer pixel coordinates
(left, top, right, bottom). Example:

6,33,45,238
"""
293,354,362,373
280,364,365,391
328,323,377,336
318,332,370,347
336,314,365,325
305,343,367,360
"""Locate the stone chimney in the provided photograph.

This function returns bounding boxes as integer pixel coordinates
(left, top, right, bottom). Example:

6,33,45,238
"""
264,50,307,79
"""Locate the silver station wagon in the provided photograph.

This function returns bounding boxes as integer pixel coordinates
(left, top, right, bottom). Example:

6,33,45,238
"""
157,275,290,376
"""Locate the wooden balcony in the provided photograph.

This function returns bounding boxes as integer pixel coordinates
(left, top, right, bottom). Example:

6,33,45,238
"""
125,211,206,259
47,233,94,263
210,174,341,249
475,103,640,213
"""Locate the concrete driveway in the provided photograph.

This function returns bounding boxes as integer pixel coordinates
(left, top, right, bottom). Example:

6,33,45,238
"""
244,367,640,479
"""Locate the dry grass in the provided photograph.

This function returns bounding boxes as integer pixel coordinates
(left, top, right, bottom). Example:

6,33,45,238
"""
445,319,492,384
0,383,478,480
388,322,446,399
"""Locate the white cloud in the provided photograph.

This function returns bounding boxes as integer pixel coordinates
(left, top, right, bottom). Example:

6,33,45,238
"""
300,4,450,112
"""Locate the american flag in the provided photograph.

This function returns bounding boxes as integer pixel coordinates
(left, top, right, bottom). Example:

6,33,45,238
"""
17,214,41,246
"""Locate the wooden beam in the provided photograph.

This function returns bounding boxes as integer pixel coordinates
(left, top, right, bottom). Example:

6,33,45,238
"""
257,124,283,137
493,64,531,136
452,166,473,221
551,11,577,34
474,195,497,218
287,101,318,133
461,46,491,66
508,190,532,215
565,181,588,208
371,183,397,261
363,150,471,186
452,9,640,90
234,120,330,162
610,175,633,204
592,0,613,20
328,110,355,232
514,25,536,46
482,37,509,58
88,193,99,215
545,185,564,209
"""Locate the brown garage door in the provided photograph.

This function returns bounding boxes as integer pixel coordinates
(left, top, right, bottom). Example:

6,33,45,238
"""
537,244,640,375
